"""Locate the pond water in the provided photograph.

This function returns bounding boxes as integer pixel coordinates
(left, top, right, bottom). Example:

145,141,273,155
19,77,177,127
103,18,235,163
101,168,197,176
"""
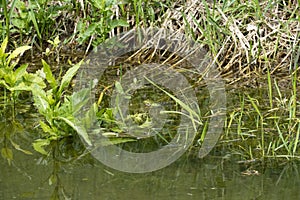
1,144,300,200
0,84,299,199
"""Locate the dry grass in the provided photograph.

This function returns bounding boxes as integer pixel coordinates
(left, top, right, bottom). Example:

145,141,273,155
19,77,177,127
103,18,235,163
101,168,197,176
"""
156,0,300,87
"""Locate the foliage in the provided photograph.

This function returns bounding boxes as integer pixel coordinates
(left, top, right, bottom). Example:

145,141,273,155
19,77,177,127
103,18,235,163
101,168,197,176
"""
0,0,299,166
76,0,129,47
1,0,69,45
0,37,45,93
31,60,92,155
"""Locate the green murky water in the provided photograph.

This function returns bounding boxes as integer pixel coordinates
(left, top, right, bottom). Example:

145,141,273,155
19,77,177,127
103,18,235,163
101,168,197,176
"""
1,110,300,200
1,149,300,200
1,86,300,199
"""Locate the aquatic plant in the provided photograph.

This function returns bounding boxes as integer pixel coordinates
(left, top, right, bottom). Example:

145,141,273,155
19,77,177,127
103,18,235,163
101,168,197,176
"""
31,60,91,155
0,37,44,164
0,37,45,116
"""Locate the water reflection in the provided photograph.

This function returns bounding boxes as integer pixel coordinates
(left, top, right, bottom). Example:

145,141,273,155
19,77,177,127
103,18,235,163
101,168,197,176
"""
1,150,300,199
1,94,300,200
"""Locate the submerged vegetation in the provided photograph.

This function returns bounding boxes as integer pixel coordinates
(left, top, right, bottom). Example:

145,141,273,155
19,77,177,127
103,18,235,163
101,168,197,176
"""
0,0,299,170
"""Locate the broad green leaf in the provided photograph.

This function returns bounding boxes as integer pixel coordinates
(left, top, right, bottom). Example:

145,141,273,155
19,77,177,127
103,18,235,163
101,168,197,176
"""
0,37,8,58
42,59,57,89
4,71,15,86
109,19,129,29
33,139,50,155
39,121,56,136
23,73,46,88
32,86,50,114
0,68,5,78
7,45,31,65
34,95,49,114
83,103,98,129
11,18,26,29
138,117,153,128
71,88,90,114
90,0,103,9
58,60,82,96
82,103,98,130
53,36,60,46
57,116,92,146
77,23,98,43
14,64,28,80
9,84,32,91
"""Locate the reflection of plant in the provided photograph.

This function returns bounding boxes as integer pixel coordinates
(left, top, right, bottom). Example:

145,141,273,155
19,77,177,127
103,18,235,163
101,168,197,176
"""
32,60,91,155
0,120,32,165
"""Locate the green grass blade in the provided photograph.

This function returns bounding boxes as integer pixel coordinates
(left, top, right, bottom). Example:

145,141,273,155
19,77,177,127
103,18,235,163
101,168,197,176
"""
144,76,201,122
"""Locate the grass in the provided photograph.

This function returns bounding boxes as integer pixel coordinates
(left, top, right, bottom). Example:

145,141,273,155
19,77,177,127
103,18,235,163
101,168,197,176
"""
223,68,299,161
0,0,299,165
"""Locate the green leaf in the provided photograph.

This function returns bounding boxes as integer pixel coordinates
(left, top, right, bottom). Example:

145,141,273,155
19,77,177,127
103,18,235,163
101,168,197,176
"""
138,117,153,128
90,0,104,9
71,88,90,114
53,36,60,46
0,68,5,78
42,59,57,89
0,80,10,89
98,137,136,146
7,45,31,65
58,61,82,96
1,147,13,165
9,83,32,91
14,64,28,80
48,174,57,186
0,37,8,58
115,81,124,94
32,86,50,114
145,77,201,123
11,18,26,29
57,116,92,146
83,103,98,130
3,71,15,86
109,19,129,29
39,121,56,136
28,0,41,39
23,73,46,88
33,139,50,155
77,23,98,43
34,95,49,114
